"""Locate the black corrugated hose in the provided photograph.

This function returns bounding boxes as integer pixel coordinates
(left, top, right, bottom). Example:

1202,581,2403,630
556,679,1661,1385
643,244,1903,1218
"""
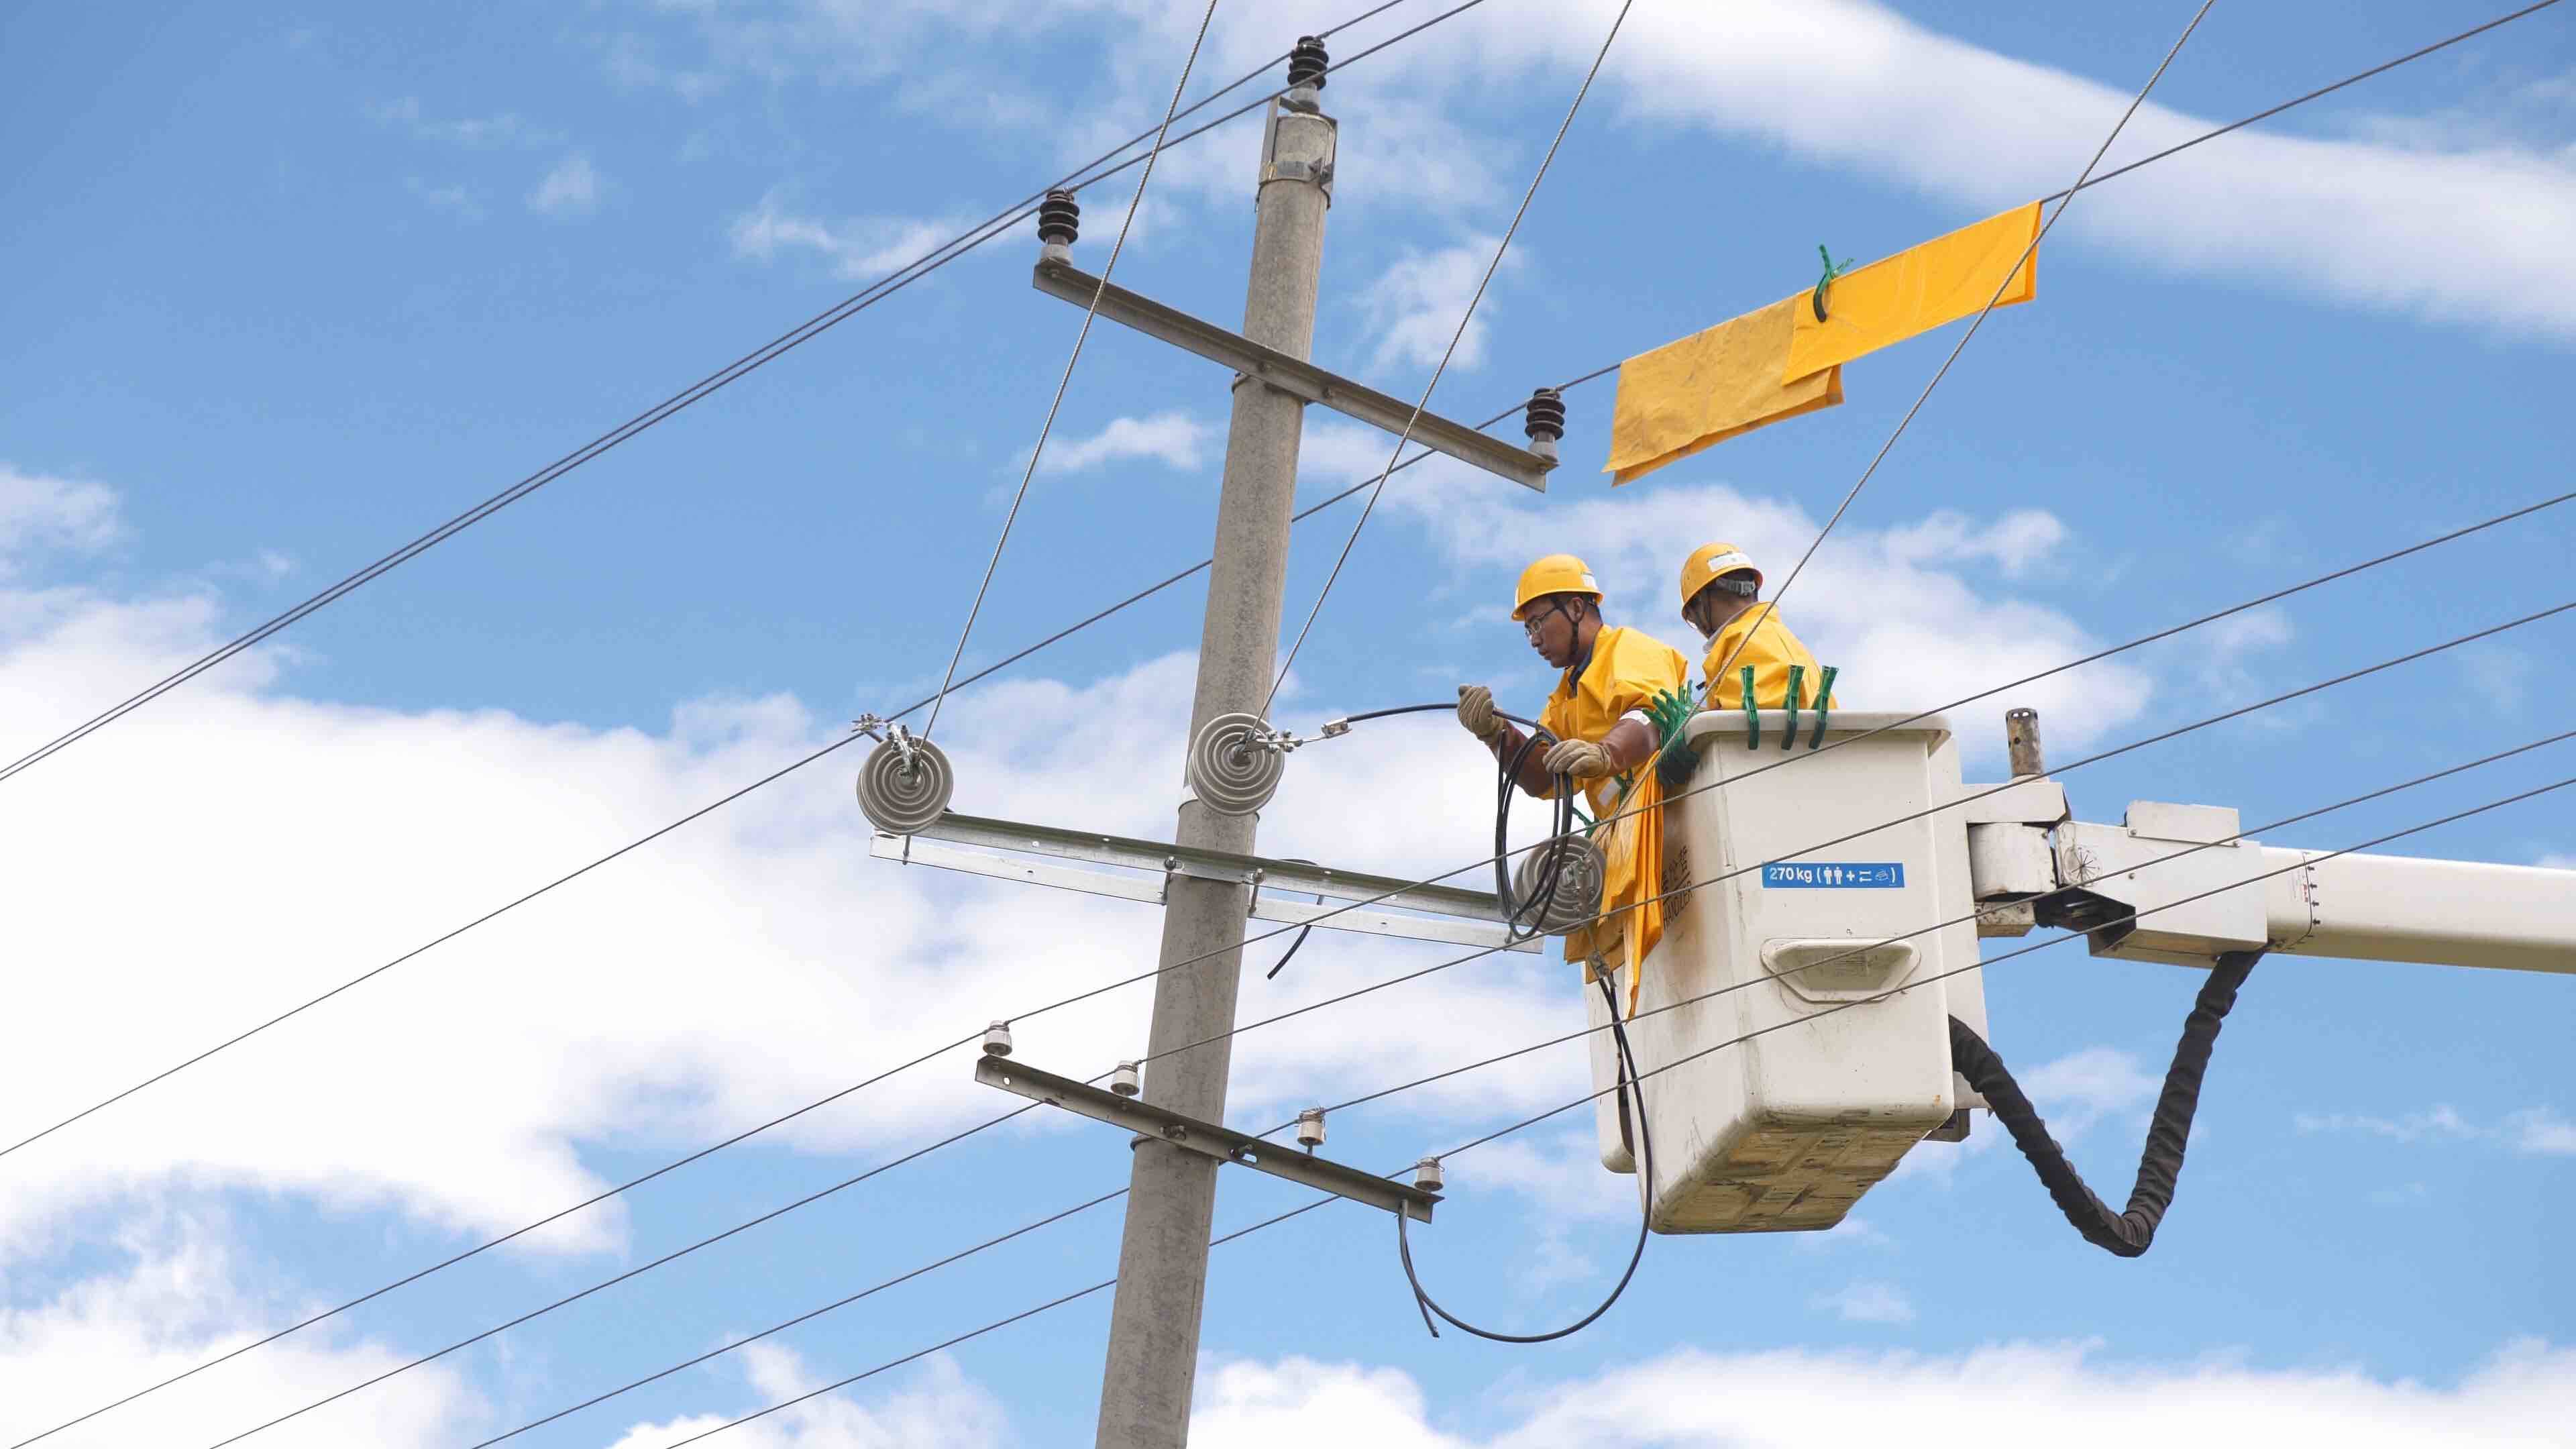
1949,949,2262,1258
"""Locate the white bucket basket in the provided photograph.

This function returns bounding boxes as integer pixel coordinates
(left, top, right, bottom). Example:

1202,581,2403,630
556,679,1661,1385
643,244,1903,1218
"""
1589,710,1990,1234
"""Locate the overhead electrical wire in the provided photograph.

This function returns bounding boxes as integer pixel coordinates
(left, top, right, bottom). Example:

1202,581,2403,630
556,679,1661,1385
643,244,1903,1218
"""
8,0,2544,1173
0,0,1483,792
569,768,2575,1449
918,0,1226,742
161,600,2576,1449
20,17,2575,1442
25,513,2571,1449
1263,0,1638,710
0,0,1511,1173
1691,0,2214,739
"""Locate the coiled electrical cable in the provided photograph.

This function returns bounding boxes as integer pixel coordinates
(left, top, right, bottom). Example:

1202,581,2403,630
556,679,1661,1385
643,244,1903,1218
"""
1397,972,1652,1341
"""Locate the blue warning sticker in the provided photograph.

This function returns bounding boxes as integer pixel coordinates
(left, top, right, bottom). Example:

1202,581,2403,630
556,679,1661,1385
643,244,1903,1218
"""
1762,862,1905,889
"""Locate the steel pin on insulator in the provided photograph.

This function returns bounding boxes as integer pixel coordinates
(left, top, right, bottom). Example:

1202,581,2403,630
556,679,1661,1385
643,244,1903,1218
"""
1414,1156,1444,1193
1111,1061,1142,1097
982,1021,1014,1057
1286,35,1328,90
1295,1107,1326,1151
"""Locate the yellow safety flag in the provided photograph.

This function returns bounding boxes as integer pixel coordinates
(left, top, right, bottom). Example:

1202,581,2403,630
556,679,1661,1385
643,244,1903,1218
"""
1603,297,1843,486
1783,201,2040,384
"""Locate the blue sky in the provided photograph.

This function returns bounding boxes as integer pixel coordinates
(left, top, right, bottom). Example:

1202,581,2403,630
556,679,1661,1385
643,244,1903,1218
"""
3,1,2573,1446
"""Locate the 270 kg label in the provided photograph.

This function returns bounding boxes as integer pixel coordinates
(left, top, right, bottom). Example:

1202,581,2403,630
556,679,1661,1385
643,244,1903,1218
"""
1762,862,1904,889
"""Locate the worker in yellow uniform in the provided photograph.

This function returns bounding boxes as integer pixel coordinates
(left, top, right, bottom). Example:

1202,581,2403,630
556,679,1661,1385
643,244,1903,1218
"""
1456,555,1690,1009
1678,541,1832,708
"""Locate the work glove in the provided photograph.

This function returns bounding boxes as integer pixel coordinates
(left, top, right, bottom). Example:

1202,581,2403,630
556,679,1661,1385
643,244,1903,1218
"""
1456,684,1507,742
1543,737,1615,779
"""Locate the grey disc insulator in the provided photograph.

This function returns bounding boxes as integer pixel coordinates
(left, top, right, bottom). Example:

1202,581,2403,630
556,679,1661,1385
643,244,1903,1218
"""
855,735,954,836
1512,835,1606,936
1185,712,1285,816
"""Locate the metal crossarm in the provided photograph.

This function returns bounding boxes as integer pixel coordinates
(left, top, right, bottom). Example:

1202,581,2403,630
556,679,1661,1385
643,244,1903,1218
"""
1032,256,1554,491
973,1056,1439,1222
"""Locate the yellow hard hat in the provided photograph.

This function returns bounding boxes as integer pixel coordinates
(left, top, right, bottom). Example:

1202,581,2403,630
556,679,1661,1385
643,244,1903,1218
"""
1512,553,1603,621
1678,541,1762,611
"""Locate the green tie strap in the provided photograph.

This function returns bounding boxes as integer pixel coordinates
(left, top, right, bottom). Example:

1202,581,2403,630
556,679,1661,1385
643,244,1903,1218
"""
1741,666,1760,749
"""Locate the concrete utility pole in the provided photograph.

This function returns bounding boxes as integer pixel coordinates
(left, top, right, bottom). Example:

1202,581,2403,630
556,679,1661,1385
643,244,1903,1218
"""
1093,40,1337,1449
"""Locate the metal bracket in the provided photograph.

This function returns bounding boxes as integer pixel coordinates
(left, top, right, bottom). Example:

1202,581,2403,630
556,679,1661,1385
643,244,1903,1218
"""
870,834,1538,955
1032,256,1554,492
975,1055,1438,1222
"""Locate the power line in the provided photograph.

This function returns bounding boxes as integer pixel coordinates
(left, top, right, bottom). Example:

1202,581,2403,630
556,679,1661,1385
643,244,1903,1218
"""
1265,0,1637,709
11,23,2562,1424
596,765,2576,1449
209,595,2576,1449
921,0,1226,741
1428,774,2576,1167
0,0,1488,791
650,1195,1338,1449
0,1,1518,1173
1693,0,2214,729
16,0,2534,1165
1316,731,2576,1126
189,1104,1049,1449
21,518,2569,1449
459,1187,1131,1449
17,488,2566,1445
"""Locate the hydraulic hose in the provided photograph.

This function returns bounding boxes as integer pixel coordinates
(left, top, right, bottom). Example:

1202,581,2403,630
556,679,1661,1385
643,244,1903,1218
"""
1397,971,1652,1340
1949,949,2261,1258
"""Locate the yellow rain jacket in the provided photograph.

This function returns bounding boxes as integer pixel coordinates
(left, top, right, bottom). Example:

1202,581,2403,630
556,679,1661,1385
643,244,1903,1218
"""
1536,626,1690,1009
1701,607,1834,710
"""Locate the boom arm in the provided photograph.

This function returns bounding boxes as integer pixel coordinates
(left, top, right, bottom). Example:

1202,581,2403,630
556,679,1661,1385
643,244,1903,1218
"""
1967,796,2575,974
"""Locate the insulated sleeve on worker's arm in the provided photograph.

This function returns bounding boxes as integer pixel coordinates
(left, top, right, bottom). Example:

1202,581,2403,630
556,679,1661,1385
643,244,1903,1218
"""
1783,201,2040,383
1538,627,1693,1012
1603,298,1844,486
1702,608,1834,710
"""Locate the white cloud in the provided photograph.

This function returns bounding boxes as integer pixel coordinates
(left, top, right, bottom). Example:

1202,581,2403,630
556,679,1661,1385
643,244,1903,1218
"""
368,97,561,149
1031,412,1215,475
529,153,603,217
1812,1279,1916,1325
1293,424,2155,764
729,197,982,280
1193,1343,2576,1448
0,464,122,570
665,1,2576,341
2505,1108,2576,1157
0,476,1599,1263
2021,1045,2159,1142
2296,1104,2576,1157
2457,643,2532,713
2539,853,2576,871
1362,235,1523,374
603,1346,1007,1449
402,178,484,222
1557,1,2576,343
0,1216,478,1448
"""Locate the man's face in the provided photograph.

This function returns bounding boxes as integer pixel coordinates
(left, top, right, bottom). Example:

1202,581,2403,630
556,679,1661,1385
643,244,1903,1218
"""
1522,595,1584,669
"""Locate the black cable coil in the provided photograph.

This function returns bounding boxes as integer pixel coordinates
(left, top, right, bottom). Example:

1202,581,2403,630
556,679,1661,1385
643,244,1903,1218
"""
1949,949,2261,1258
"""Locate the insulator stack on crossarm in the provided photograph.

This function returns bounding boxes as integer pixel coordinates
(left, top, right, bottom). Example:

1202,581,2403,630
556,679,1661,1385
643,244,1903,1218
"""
1523,385,1566,457
1037,189,1080,259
